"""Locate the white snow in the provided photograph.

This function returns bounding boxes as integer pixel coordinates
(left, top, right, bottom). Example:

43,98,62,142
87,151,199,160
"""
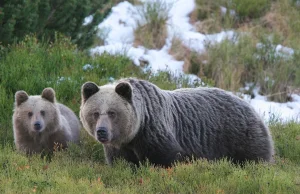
82,64,94,71
96,1,138,45
83,15,93,25
244,88,300,123
87,0,300,123
220,6,236,16
256,43,294,59
275,44,294,56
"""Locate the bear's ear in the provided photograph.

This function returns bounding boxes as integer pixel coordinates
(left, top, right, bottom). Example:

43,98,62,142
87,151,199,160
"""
41,88,56,103
115,82,132,101
81,82,99,103
15,91,29,106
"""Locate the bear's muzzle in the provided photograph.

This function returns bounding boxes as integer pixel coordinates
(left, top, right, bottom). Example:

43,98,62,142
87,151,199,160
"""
97,127,109,143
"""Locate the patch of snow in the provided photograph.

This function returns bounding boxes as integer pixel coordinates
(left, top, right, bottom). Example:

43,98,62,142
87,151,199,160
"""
256,43,294,59
241,87,300,123
97,1,138,45
57,76,71,84
275,44,294,56
83,64,94,71
220,6,236,16
108,77,115,82
140,49,184,73
83,15,93,26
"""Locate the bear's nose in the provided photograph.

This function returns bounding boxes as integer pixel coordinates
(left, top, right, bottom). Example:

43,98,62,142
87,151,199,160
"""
97,127,108,139
34,121,42,131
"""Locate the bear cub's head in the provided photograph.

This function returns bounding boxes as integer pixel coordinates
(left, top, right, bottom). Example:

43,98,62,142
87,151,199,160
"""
80,81,139,147
14,88,60,134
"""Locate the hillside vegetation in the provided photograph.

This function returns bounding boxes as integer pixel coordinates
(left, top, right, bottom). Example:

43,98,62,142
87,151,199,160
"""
0,0,300,193
169,0,300,102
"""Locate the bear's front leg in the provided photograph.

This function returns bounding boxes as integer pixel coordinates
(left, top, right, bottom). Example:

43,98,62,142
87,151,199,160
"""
104,145,140,166
134,138,187,167
147,147,187,167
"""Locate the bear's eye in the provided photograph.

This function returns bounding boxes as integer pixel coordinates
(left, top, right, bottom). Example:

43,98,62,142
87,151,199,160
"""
93,112,100,119
40,110,45,116
28,112,33,117
107,111,116,118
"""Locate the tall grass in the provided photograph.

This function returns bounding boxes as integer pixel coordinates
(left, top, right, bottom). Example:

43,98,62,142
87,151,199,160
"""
194,35,300,102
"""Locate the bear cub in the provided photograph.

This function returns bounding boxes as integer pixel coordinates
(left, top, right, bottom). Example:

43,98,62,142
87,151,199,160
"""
80,78,274,167
13,88,80,154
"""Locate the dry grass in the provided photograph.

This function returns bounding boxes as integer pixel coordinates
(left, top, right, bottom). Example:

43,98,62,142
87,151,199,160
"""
261,11,289,37
194,19,223,34
260,0,300,48
134,0,170,49
168,36,245,91
134,24,167,49
168,37,208,77
192,0,236,34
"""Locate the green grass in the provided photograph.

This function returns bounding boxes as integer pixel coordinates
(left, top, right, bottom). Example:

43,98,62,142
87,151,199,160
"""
0,122,299,193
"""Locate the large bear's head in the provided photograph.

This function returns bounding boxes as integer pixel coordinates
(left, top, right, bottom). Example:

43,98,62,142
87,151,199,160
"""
13,88,60,135
80,81,139,147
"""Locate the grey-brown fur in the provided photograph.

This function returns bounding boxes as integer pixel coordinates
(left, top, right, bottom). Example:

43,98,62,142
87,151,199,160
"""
13,88,81,154
80,78,274,167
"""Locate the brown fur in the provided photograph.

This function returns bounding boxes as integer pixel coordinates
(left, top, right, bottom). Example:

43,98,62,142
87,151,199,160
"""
13,88,81,154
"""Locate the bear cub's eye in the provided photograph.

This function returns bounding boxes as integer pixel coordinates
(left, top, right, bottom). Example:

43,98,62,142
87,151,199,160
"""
40,110,45,116
28,112,33,117
93,112,100,119
107,111,116,118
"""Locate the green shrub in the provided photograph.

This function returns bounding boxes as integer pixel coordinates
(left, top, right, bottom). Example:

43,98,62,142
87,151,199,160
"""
0,0,112,49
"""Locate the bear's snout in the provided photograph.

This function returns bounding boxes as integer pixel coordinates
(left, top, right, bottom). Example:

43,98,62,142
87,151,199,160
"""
97,127,109,143
33,121,42,131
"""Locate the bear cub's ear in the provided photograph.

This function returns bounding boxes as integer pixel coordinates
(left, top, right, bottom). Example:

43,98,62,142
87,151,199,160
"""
42,88,56,103
15,91,29,106
81,82,99,103
115,82,132,102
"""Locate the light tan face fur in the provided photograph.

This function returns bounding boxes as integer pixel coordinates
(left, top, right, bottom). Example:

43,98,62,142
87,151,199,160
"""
13,96,59,135
80,85,138,147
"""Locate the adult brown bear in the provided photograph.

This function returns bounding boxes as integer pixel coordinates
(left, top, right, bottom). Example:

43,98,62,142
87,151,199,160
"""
80,78,274,167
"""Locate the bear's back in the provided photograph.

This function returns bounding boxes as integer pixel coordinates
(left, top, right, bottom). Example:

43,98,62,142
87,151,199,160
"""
165,87,272,161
